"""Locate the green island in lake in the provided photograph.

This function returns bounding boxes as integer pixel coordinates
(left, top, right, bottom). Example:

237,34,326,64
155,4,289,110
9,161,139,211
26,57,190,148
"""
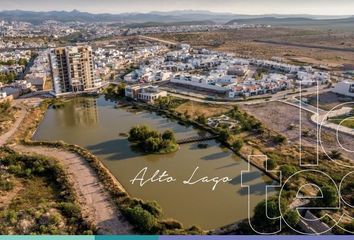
128,125,179,154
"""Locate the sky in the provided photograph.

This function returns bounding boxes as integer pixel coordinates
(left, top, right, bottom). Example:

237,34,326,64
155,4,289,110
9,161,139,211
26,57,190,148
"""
0,0,353,15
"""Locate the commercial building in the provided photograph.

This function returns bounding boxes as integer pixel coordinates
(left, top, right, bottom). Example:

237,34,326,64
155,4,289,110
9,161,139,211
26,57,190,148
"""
49,45,101,95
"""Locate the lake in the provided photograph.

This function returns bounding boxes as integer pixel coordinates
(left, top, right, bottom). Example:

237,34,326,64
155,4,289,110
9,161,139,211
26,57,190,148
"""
33,96,275,229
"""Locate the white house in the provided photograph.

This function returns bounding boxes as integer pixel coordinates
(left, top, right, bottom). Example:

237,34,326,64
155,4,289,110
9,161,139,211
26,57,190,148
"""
0,91,7,99
331,81,354,97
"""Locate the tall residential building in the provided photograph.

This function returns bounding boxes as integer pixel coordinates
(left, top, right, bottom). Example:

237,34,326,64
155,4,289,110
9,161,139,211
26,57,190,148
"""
49,45,99,95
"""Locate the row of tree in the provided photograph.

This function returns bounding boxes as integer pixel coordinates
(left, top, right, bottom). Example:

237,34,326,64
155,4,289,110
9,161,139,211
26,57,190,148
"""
0,72,16,84
0,58,28,66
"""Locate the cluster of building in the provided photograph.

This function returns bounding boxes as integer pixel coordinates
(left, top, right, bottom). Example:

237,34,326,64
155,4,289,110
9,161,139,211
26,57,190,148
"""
0,20,78,38
0,50,31,76
0,38,55,50
94,44,168,80
0,19,272,42
24,50,51,90
0,79,33,102
123,44,331,98
125,23,270,35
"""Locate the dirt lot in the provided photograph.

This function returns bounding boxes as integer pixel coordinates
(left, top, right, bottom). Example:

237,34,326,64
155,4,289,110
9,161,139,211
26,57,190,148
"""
241,101,354,161
151,27,354,70
176,101,232,118
306,91,354,111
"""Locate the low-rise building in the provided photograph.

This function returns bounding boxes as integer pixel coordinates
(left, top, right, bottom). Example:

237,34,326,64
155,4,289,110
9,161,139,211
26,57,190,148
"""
0,90,7,99
331,81,354,97
125,85,167,103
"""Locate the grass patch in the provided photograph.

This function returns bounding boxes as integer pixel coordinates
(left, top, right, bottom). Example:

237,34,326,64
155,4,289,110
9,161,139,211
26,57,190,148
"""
0,147,94,235
329,115,354,129
176,101,232,119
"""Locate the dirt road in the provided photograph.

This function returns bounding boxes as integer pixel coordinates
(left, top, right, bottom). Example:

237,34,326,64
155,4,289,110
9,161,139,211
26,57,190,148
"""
0,107,26,146
12,144,134,235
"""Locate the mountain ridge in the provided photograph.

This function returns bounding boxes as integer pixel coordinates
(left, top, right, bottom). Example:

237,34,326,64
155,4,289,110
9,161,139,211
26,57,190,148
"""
0,9,352,25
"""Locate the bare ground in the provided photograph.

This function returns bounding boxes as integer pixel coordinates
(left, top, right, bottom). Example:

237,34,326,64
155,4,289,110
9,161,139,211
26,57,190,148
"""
241,101,354,161
152,28,354,70
0,179,23,210
0,107,26,146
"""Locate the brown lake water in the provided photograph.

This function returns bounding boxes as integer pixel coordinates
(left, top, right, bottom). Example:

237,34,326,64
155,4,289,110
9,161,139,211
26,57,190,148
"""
33,96,275,229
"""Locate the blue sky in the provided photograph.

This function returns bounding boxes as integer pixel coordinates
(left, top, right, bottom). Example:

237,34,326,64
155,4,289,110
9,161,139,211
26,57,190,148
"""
1,0,353,15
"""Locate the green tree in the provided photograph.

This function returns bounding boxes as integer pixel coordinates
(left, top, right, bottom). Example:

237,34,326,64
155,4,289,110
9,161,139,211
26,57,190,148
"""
330,150,342,160
162,129,175,143
253,199,280,227
124,205,157,232
283,209,300,228
218,129,231,142
144,137,161,152
18,58,28,66
264,159,277,170
316,185,338,207
196,114,207,124
0,100,11,114
273,135,287,144
231,138,244,153
279,165,297,178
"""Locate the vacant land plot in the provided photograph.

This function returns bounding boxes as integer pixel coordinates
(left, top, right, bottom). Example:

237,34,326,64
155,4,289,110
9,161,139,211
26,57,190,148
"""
241,101,354,161
151,28,354,70
306,91,354,111
176,101,232,118
0,101,17,136
0,149,93,235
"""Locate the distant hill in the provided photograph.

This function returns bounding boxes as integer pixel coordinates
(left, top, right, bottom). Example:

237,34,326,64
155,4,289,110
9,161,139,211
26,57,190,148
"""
124,20,215,28
226,16,354,28
0,10,352,25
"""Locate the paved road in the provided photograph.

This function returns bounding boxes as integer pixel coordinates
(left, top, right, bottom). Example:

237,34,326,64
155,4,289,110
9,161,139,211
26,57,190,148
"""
163,85,330,106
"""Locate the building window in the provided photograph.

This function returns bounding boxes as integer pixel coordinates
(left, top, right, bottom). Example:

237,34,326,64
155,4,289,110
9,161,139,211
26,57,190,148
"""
349,84,354,93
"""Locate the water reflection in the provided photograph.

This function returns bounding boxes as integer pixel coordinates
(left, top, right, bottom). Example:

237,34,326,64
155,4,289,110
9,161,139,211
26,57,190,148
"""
57,98,99,128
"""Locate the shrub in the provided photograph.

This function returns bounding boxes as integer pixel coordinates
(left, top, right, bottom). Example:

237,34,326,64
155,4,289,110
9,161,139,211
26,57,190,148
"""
279,165,297,178
330,150,342,160
196,114,207,124
161,130,176,143
124,205,157,232
253,199,279,227
264,159,277,170
141,200,162,218
231,138,244,153
283,209,300,228
0,177,14,191
218,128,231,142
59,202,81,219
314,185,339,207
0,100,11,113
273,135,287,144
159,219,183,230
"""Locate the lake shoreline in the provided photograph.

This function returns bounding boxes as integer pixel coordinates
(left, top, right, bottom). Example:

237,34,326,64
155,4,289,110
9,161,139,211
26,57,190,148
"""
13,98,206,234
27,98,276,230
